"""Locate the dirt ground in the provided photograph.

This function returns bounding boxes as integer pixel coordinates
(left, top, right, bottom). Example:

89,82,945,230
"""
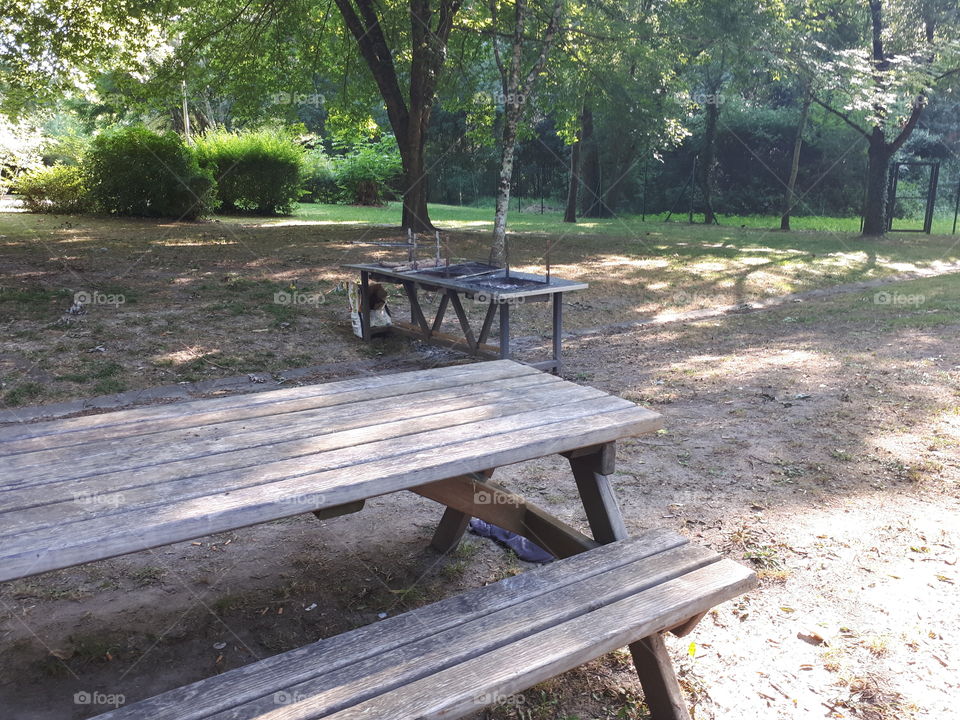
1,212,959,719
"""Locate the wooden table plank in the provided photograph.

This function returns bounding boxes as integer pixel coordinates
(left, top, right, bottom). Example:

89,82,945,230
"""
1,404,662,581
0,384,613,534
0,360,535,448
2,372,563,482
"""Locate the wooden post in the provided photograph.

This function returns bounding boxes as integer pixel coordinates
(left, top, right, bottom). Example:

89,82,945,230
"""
566,442,627,544
552,292,563,375
629,634,692,720
499,302,511,359
429,507,472,553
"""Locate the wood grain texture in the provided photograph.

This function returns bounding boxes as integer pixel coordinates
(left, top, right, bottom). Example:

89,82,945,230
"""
0,385,615,539
90,543,756,720
1,361,662,582
2,407,662,581
90,531,689,720
0,360,535,448
0,363,544,459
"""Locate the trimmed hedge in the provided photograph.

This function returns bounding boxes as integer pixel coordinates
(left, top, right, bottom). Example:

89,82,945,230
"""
85,126,215,219
194,129,303,215
15,164,90,214
333,137,402,205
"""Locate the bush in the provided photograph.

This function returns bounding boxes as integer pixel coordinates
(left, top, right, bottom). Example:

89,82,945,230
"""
300,148,339,203
86,126,215,219
333,136,403,205
194,129,303,214
15,164,90,213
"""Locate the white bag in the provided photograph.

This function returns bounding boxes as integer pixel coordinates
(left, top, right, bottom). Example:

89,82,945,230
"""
347,282,392,338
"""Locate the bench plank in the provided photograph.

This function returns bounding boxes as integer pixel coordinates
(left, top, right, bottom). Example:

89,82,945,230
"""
88,532,687,720
322,559,755,720
1,405,662,581
88,536,754,720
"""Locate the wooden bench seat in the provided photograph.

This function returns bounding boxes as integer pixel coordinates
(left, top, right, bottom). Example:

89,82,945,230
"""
92,529,756,720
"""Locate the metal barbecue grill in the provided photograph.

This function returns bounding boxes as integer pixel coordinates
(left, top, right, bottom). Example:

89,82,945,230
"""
343,232,586,373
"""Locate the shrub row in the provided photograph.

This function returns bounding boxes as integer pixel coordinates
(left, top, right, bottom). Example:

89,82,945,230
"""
14,125,403,218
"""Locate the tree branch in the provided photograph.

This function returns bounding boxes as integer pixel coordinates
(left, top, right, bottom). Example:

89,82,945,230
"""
811,96,870,139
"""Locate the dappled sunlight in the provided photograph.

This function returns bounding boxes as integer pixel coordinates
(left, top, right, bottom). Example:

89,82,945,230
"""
153,239,239,247
597,255,671,270
256,219,392,228
152,347,221,367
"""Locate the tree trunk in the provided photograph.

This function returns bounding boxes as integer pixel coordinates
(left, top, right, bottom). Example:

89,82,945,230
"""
862,128,892,236
492,114,520,265
580,107,602,218
400,108,434,230
563,119,582,223
780,90,811,231
697,97,719,224
333,0,461,233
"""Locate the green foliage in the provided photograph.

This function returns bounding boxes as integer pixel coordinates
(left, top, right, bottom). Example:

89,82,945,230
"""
85,126,215,220
300,147,339,204
194,129,304,215
14,164,90,214
332,136,402,206
0,117,45,194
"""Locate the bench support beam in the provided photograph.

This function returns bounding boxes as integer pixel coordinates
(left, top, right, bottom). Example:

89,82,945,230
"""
312,500,365,522
413,473,598,559
427,469,495,553
629,633,693,720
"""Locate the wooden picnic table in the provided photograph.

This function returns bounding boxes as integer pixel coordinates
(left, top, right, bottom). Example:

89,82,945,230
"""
0,360,662,584
0,360,758,720
343,263,588,373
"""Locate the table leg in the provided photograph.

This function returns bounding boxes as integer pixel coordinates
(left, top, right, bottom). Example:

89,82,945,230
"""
552,292,563,375
566,442,628,544
429,507,472,553
426,469,494,553
499,302,510,359
629,634,693,720
360,270,371,341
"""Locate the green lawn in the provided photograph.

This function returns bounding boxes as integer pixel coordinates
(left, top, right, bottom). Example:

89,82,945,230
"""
286,200,960,237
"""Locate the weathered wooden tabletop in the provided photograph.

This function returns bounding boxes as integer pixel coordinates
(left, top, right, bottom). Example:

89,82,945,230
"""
0,360,662,583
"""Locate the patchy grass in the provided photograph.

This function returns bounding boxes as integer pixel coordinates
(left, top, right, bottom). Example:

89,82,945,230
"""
2,205,958,408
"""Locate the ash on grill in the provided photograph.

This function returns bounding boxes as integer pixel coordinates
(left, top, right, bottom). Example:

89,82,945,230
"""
352,229,553,287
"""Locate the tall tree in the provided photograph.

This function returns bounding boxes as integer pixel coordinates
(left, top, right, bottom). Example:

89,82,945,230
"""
486,0,563,264
334,0,462,231
780,82,811,230
794,0,960,236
